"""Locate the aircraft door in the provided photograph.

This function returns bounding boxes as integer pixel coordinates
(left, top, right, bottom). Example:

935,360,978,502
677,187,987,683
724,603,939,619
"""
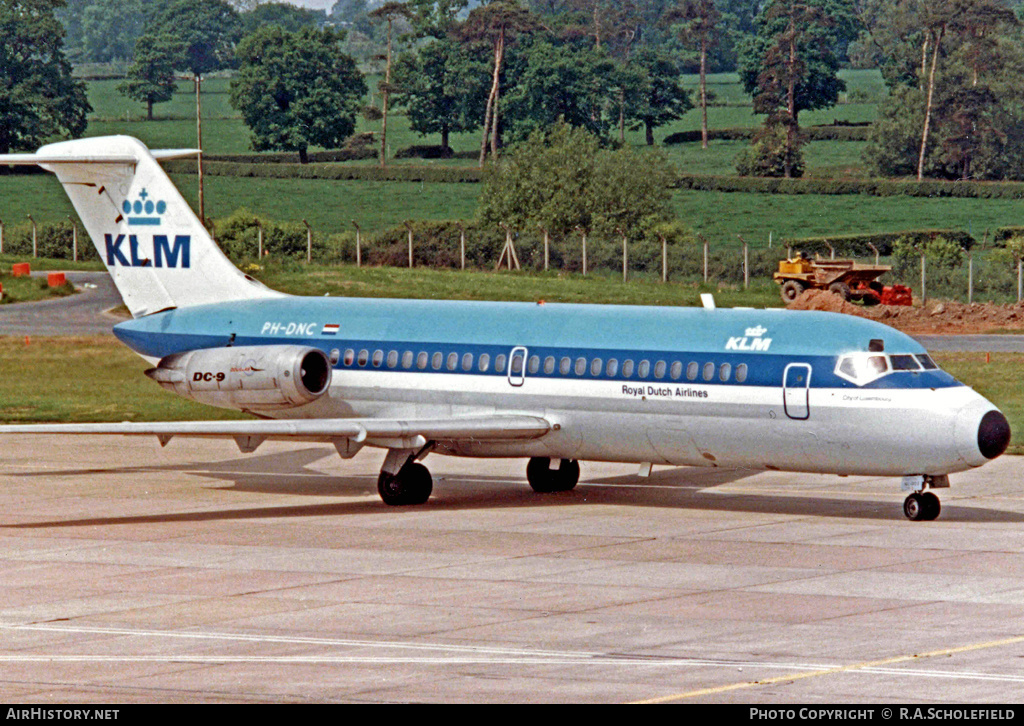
783,363,812,420
507,346,528,387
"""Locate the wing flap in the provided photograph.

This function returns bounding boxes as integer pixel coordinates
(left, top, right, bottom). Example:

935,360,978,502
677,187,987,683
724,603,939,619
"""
0,415,551,445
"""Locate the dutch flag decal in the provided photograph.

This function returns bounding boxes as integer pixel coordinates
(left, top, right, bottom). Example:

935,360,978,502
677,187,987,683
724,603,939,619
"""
322,324,340,335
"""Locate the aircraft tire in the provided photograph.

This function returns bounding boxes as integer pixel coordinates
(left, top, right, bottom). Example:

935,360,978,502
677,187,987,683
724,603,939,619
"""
378,462,433,506
526,457,580,493
903,492,940,521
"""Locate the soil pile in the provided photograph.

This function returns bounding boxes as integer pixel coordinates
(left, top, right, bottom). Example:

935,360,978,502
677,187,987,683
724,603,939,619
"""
787,290,1024,334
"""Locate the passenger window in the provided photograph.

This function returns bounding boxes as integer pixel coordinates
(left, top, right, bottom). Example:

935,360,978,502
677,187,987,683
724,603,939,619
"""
402,350,414,369
372,350,384,367
478,353,491,372
736,363,748,383
670,361,682,380
702,362,715,381
528,355,540,374
622,359,635,378
510,351,525,374
417,351,428,369
575,357,587,376
344,349,355,366
330,349,341,365
638,360,650,378
495,354,507,373
447,352,458,371
606,359,619,377
590,358,602,376
687,361,698,380
560,357,572,375
386,350,398,368
432,352,443,370
544,356,556,374
358,349,369,366
654,361,666,379
719,363,731,381
462,352,474,371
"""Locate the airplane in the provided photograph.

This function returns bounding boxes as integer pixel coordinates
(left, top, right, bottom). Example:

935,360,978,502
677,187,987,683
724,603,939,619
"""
0,135,1012,520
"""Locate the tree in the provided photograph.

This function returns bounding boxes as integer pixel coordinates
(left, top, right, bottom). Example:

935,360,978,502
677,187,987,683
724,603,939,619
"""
393,36,488,151
80,0,145,62
624,47,692,146
478,121,676,242
117,33,182,120
239,2,326,36
229,26,367,163
0,0,91,155
738,0,858,177
667,0,722,149
501,39,617,143
369,2,412,168
461,0,539,167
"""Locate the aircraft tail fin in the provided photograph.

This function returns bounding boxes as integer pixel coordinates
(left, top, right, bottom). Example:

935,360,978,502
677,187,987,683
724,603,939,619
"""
0,136,280,317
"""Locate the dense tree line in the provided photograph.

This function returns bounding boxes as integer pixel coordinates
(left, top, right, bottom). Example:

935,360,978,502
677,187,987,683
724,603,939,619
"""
9,0,1024,183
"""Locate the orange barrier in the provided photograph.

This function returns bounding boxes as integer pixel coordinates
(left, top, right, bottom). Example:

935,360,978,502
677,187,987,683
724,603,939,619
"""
11,263,30,277
47,272,66,287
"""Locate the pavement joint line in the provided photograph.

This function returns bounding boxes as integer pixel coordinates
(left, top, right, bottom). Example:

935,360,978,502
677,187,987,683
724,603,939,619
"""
630,633,1024,703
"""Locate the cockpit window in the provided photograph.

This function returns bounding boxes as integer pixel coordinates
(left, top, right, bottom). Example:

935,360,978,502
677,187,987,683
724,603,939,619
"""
835,352,939,386
890,354,921,371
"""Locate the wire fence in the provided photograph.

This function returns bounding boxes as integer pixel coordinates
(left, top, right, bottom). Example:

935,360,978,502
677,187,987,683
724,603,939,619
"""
2,217,1023,304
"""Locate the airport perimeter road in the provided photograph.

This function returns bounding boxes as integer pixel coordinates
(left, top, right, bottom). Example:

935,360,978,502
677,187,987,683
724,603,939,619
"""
0,272,122,336
1,435,1023,703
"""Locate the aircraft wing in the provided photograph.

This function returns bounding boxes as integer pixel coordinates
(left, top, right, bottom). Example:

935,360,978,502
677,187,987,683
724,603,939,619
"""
0,415,551,453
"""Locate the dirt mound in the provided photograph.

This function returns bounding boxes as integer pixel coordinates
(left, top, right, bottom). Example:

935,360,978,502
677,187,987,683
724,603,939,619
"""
786,290,1024,334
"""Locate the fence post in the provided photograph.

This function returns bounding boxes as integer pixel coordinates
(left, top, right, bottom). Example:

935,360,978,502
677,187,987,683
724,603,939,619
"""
27,214,37,258
738,235,749,289
618,228,628,282
966,248,973,304
302,219,312,264
921,252,927,304
539,225,549,271
404,221,414,268
457,222,465,270
1,218,5,255
824,240,835,260
867,242,879,265
660,234,667,283
697,233,709,283
1018,256,1022,303
68,216,77,262
351,220,361,267
575,226,588,276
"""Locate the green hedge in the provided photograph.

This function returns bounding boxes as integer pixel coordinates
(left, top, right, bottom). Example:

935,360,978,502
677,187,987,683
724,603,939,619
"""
780,229,976,258
163,159,483,183
663,125,871,145
673,174,1024,198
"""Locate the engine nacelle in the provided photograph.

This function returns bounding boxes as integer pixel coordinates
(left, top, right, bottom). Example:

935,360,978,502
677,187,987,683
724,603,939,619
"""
146,345,332,411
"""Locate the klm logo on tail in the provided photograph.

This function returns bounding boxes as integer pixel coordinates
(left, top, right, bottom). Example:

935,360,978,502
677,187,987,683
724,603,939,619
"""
105,234,191,268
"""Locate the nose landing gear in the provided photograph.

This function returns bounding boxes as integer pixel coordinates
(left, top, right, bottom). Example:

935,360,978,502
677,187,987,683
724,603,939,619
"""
901,474,948,521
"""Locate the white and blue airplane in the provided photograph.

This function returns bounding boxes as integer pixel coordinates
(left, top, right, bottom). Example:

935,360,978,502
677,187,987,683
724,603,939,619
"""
0,136,1011,520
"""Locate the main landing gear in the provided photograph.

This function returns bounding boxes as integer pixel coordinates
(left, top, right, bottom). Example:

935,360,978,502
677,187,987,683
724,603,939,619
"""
375,451,581,506
526,457,580,493
901,474,948,522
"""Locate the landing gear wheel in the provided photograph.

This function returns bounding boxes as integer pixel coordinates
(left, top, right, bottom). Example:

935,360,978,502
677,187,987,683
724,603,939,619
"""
903,492,941,521
526,457,580,493
780,280,805,303
378,462,433,506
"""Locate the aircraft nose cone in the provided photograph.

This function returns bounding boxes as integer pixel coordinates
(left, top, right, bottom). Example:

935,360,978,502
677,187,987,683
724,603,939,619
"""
978,409,1011,460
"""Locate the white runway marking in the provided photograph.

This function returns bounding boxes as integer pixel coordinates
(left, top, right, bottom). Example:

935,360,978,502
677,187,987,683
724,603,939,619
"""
4,623,1024,684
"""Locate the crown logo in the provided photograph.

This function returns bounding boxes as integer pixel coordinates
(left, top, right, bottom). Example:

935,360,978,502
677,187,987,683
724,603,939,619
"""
121,189,166,226
745,325,768,337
